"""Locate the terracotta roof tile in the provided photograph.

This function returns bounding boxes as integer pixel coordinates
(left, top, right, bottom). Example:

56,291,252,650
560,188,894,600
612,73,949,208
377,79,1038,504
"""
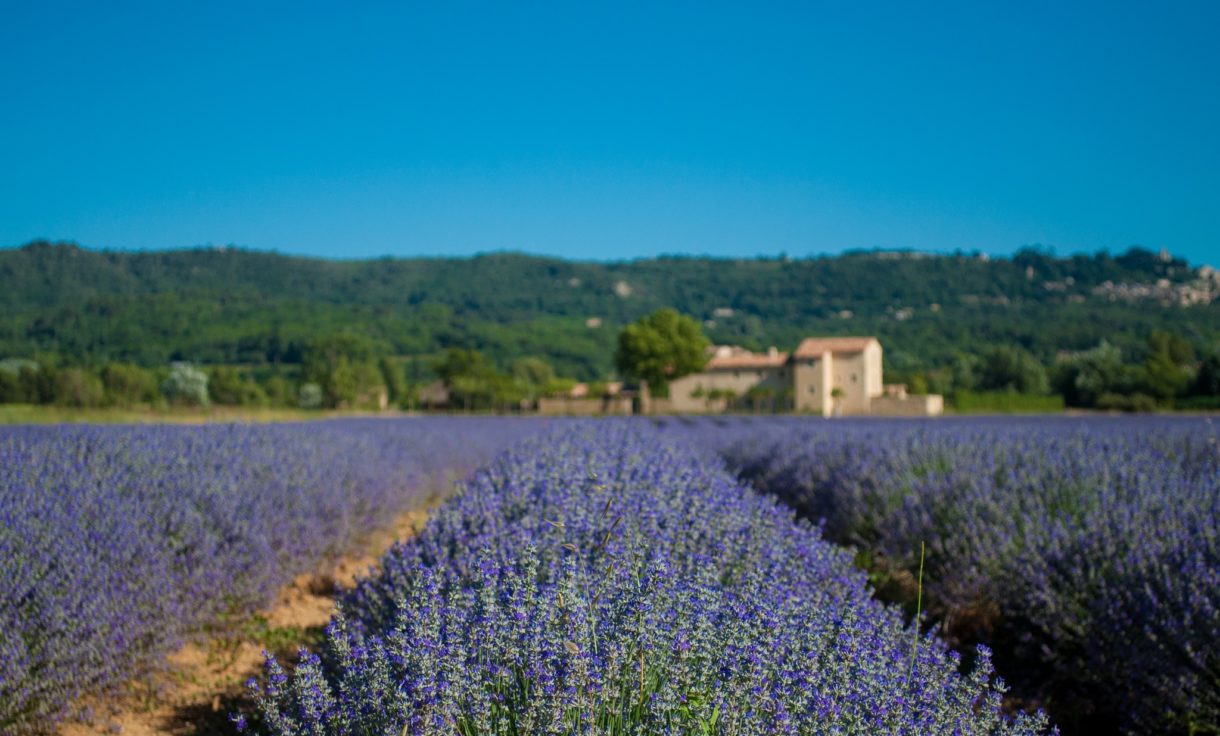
706,352,790,370
792,337,878,358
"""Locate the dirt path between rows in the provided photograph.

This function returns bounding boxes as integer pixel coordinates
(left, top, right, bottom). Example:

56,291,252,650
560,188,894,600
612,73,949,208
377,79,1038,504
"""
61,508,431,736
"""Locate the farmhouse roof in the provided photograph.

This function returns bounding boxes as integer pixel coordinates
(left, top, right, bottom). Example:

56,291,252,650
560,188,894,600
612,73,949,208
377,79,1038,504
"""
706,352,790,369
417,380,450,403
793,336,879,358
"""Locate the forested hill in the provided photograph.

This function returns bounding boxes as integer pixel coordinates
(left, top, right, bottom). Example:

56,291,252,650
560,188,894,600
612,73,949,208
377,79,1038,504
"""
2,241,1217,379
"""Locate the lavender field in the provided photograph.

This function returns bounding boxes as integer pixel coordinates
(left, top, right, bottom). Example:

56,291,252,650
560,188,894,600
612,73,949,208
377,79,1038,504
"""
663,415,1220,734
250,421,1049,735
2,417,1216,735
0,418,540,734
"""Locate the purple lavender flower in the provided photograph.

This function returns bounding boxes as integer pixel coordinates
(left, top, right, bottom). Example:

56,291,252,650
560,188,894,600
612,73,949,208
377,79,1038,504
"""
0,417,537,734
249,421,1052,735
684,414,1218,734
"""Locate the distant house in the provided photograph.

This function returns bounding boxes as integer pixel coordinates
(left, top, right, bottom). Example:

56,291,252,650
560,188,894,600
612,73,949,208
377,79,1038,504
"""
789,336,883,415
665,346,791,413
354,387,390,411
667,336,942,416
416,380,450,410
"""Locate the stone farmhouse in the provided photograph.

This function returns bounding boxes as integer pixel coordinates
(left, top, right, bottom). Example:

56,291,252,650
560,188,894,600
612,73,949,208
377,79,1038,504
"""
666,336,943,416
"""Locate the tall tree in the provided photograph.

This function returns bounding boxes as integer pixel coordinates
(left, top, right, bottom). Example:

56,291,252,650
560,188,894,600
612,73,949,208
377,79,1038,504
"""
978,346,1049,394
1193,352,1220,396
1140,331,1192,401
302,333,387,408
379,357,408,407
512,357,555,403
615,308,709,396
1051,341,1129,407
433,347,509,411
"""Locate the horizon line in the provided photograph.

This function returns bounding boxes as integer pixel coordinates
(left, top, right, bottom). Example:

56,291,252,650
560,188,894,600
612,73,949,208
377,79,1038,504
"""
4,238,1205,269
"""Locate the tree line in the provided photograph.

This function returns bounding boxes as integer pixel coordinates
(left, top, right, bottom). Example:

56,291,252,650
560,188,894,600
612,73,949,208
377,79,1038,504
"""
3,309,1219,413
0,333,572,413
904,331,1220,411
3,241,1218,385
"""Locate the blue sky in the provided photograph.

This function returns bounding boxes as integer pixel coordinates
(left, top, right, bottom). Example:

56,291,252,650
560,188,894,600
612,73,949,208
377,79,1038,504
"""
1,1,1217,264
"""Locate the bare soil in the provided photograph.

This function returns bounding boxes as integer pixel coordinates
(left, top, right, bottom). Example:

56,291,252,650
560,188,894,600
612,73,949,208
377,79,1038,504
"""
60,508,430,736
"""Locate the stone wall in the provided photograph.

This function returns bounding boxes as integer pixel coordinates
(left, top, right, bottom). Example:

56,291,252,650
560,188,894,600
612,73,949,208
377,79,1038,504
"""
537,396,635,416
870,394,945,417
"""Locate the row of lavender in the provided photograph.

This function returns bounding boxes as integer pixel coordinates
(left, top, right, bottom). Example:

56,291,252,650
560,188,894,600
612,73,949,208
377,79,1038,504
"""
246,421,1051,735
665,416,1219,735
0,418,538,735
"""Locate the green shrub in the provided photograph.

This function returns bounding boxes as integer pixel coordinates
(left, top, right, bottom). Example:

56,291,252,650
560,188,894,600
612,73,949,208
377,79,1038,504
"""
1175,395,1220,411
54,368,106,408
1096,392,1159,413
951,390,1065,413
162,362,210,406
101,363,159,406
208,366,269,406
298,382,323,409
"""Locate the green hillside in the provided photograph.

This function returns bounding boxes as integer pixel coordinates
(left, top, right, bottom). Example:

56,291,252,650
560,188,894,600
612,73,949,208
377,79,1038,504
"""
2,240,1217,381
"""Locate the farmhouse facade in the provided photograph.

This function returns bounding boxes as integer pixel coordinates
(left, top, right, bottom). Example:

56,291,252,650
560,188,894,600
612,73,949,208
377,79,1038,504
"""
667,336,942,416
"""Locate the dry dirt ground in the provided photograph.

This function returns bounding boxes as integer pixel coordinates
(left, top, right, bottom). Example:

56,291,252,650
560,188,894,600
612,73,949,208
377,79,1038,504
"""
60,508,430,736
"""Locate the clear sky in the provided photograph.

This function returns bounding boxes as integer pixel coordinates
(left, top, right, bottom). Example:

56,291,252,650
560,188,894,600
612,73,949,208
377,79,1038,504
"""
1,1,1217,264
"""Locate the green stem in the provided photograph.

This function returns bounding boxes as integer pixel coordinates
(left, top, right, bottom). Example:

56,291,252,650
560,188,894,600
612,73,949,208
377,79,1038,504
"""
908,541,925,685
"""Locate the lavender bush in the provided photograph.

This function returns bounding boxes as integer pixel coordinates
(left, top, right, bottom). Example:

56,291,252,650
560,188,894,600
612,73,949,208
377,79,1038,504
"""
247,421,1051,735
682,416,1219,735
0,418,537,735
